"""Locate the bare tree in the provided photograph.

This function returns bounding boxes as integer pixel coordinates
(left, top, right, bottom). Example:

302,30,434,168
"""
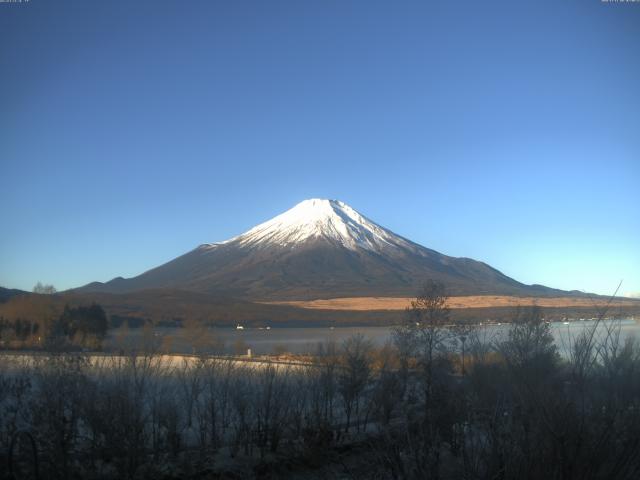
338,333,372,433
385,281,455,479
499,305,558,374
32,282,56,294
369,342,403,426
396,280,451,402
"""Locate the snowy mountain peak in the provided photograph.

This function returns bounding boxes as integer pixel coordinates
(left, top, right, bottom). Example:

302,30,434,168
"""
77,198,561,300
208,198,414,252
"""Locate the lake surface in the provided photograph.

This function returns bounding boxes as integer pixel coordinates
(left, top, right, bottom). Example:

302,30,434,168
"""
105,318,640,356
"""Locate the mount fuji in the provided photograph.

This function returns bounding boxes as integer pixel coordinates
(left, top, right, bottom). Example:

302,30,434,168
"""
78,199,567,299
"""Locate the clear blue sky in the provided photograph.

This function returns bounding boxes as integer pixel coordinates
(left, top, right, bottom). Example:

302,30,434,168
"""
1,0,639,297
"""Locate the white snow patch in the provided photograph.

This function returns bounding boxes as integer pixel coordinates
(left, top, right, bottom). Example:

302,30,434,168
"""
203,199,417,253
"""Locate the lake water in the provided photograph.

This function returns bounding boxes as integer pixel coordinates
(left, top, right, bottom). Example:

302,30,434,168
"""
105,318,640,356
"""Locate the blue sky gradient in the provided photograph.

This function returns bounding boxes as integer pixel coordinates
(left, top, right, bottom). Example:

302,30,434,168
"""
1,0,639,296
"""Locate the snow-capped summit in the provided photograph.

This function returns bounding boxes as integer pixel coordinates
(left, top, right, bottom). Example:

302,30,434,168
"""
215,199,413,252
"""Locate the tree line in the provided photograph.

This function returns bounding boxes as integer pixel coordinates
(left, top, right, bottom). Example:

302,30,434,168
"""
0,303,108,350
1,281,639,479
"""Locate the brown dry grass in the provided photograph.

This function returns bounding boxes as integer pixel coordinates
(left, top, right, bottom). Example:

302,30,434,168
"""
262,295,640,311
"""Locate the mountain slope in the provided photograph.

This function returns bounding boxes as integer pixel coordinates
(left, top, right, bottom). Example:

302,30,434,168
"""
0,286,28,303
77,199,570,300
